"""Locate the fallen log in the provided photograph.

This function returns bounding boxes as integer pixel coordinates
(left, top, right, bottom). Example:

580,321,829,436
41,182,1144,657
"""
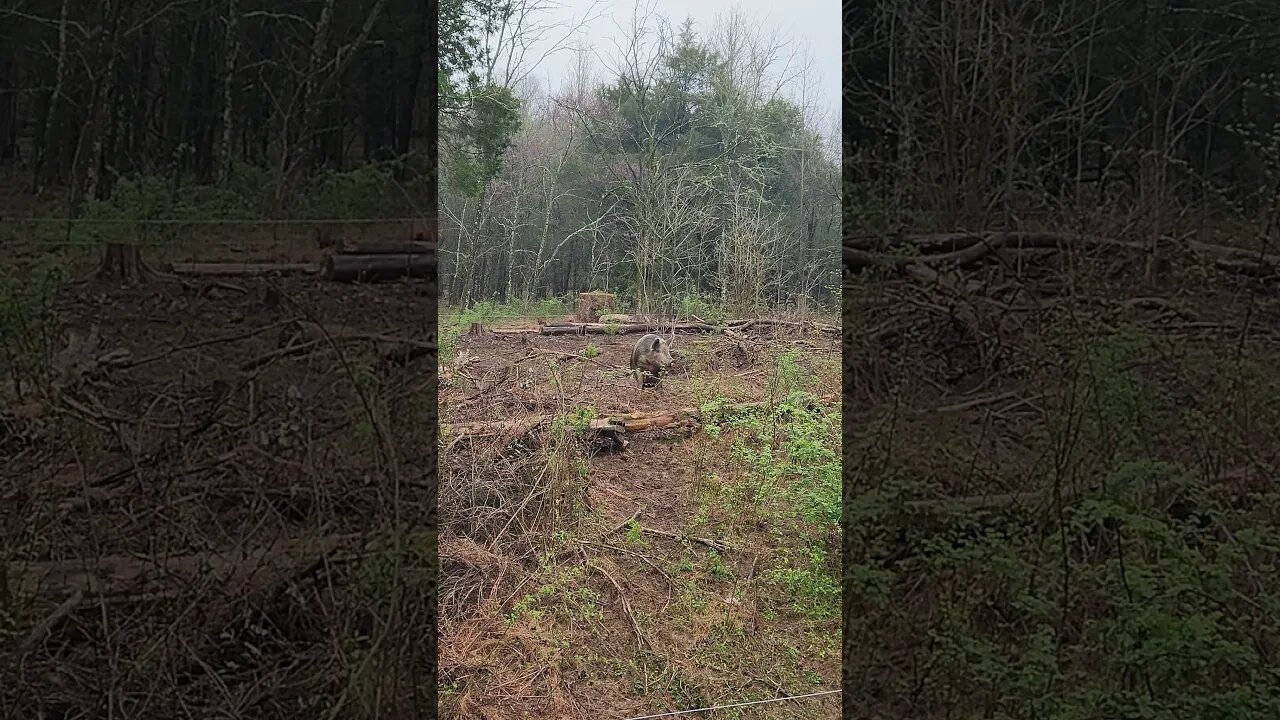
845,230,1280,278
541,321,720,336
323,253,435,282
338,239,437,255
443,401,780,446
443,416,548,443
1187,240,1280,275
728,318,840,334
486,318,835,336
846,232,993,253
844,231,1151,270
170,262,319,276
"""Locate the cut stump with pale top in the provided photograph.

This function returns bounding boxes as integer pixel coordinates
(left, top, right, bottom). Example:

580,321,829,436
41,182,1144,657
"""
576,291,616,322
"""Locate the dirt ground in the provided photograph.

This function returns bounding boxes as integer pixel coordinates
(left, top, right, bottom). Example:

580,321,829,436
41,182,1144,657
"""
438,321,842,719
1,270,437,717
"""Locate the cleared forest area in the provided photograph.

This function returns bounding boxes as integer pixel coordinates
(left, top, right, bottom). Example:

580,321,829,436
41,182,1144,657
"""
1,1,436,717
438,1,841,717
440,305,840,718
847,1,1280,718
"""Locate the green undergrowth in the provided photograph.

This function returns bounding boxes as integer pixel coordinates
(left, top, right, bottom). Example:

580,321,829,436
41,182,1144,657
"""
846,317,1280,718
1,165,430,260
460,346,841,715
0,258,67,402
697,349,841,621
439,297,574,363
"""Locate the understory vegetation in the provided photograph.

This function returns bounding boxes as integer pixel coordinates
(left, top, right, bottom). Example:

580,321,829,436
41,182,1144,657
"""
2,2,438,716
846,1,1280,717
437,0,840,712
438,311,841,716
846,305,1280,718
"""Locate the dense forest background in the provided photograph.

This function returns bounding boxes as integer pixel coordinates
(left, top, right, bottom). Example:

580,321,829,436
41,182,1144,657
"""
1,2,441,717
0,0,434,232
438,0,841,314
846,0,1280,236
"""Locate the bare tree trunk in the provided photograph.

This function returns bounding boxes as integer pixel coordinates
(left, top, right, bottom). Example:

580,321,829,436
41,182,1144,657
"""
81,0,157,284
294,0,388,176
397,0,428,157
33,0,70,195
71,0,125,212
85,56,120,203
0,54,15,161
170,20,202,199
504,185,522,301
218,0,240,183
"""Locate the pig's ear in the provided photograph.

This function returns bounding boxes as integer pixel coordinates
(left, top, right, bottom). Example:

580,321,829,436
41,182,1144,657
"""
651,336,662,352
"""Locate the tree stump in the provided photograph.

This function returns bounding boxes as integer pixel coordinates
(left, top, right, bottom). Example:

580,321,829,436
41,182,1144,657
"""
576,291,616,322
95,244,155,285
315,227,340,249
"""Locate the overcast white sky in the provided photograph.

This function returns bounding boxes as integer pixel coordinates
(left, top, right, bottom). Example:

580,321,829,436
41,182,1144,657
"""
507,0,841,132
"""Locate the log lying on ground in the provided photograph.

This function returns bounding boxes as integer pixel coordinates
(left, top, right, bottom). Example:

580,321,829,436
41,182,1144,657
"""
339,239,437,255
444,400,800,447
446,403,768,443
485,318,838,336
170,262,319,276
1187,239,1280,275
541,321,721,335
541,319,838,335
844,230,1280,277
323,252,435,282
844,232,1146,271
729,318,840,334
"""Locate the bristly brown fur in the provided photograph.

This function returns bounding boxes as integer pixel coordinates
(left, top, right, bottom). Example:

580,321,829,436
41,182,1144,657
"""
630,333,673,388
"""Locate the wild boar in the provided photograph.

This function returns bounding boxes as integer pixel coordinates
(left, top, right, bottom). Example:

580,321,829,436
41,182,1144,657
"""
630,333,674,388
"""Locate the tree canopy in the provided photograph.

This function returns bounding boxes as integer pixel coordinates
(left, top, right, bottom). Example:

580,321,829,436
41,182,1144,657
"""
438,5,840,314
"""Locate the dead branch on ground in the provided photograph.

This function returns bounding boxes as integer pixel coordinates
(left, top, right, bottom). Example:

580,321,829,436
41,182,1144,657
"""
444,401,779,446
845,231,1280,279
